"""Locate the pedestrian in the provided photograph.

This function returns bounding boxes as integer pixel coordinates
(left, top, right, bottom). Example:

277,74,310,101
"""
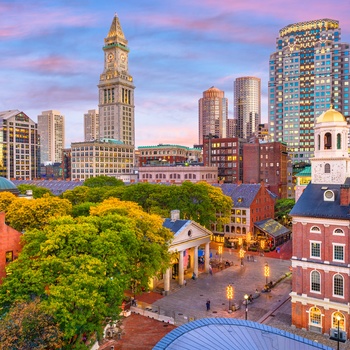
184,279,187,286
209,265,213,275
206,299,210,311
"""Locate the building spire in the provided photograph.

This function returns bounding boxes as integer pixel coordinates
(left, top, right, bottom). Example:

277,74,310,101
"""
106,13,125,42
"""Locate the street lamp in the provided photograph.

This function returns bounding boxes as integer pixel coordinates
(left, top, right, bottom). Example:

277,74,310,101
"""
226,284,234,312
244,294,249,320
218,245,223,262
239,248,245,266
264,262,270,286
336,315,341,350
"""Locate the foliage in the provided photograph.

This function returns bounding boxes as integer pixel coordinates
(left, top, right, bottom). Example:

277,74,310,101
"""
72,202,97,218
0,200,172,348
17,184,53,198
61,186,91,205
83,175,124,188
274,198,295,225
0,191,17,213
0,298,63,349
5,194,72,231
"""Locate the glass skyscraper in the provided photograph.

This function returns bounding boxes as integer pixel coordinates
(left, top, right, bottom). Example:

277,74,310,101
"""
268,19,350,164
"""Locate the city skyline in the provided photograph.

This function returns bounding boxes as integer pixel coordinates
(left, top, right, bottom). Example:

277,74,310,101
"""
1,1,350,148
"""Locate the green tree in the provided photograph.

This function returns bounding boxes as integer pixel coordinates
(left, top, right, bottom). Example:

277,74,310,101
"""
72,202,97,218
275,198,295,226
0,299,63,349
83,175,124,188
17,184,53,198
0,200,172,348
5,194,72,231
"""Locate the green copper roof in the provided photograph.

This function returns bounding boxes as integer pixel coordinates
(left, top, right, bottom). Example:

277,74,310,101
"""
0,177,17,189
295,166,311,177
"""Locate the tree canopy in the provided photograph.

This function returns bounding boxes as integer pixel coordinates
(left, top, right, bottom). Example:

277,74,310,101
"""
83,175,124,188
17,184,53,198
275,198,295,226
0,199,172,348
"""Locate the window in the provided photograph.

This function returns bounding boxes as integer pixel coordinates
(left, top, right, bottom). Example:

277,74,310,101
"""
310,226,321,233
337,133,341,149
334,228,344,236
324,132,332,149
309,306,322,326
333,245,344,262
333,274,344,297
5,251,13,263
325,163,330,173
310,242,321,258
311,270,321,292
332,312,345,331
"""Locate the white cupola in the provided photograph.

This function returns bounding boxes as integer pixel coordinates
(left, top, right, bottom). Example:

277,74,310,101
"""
311,106,350,184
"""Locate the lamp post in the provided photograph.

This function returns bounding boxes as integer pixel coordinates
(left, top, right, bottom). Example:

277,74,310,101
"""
244,294,249,320
337,315,341,350
264,262,270,286
218,245,223,262
239,248,245,266
226,284,234,312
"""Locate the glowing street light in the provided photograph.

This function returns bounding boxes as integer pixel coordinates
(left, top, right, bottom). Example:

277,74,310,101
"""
226,284,234,311
264,262,270,285
244,294,249,320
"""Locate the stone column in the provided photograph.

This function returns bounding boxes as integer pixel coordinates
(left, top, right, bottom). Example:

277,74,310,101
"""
178,250,184,286
163,267,171,295
205,242,210,273
194,246,199,277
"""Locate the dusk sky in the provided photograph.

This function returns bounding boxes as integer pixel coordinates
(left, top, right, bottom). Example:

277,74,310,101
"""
1,0,350,148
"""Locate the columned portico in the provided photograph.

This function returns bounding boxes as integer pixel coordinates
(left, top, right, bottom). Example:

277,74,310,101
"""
205,242,210,273
194,246,199,277
178,250,184,286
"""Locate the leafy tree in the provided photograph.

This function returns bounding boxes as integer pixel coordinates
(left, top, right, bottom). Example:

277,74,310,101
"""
5,194,72,231
0,191,17,213
275,198,295,225
83,175,124,188
0,299,63,349
61,186,91,205
72,202,97,218
0,200,172,348
17,184,53,198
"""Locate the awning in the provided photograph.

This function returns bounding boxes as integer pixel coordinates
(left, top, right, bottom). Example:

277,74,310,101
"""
254,218,291,240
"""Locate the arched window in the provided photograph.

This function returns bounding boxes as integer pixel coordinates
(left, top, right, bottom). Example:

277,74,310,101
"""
318,134,320,150
324,132,332,149
325,163,331,173
310,226,321,233
333,274,344,297
332,312,345,331
337,133,341,149
311,270,321,292
309,306,322,326
334,228,344,235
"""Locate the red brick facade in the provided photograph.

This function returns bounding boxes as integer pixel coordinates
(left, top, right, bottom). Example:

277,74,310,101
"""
0,212,22,283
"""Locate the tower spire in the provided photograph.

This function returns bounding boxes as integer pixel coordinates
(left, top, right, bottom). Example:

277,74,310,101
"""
105,13,126,46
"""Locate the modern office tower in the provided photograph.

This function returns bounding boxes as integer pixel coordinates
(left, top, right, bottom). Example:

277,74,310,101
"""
290,107,350,340
84,109,99,141
198,86,228,144
37,110,65,164
268,19,350,164
98,14,135,146
234,77,261,140
226,118,236,138
0,110,40,180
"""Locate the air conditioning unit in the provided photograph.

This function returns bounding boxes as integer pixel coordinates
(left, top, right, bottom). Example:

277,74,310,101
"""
330,328,347,342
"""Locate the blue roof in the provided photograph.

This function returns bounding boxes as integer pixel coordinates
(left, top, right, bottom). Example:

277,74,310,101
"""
290,183,350,219
214,183,261,207
163,218,191,236
154,318,333,350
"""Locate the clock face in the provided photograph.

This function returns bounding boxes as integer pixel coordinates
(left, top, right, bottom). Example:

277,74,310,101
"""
107,53,114,62
120,53,126,62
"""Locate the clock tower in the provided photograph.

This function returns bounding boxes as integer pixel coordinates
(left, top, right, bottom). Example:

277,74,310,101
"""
98,14,135,146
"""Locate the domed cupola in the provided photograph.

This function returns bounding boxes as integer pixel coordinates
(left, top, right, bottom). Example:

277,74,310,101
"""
0,177,20,196
311,106,350,184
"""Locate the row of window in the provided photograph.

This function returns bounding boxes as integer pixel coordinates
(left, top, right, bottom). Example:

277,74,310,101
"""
311,270,345,296
310,241,345,261
309,309,345,331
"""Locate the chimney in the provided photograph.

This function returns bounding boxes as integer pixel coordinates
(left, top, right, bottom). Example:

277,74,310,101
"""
340,185,350,206
171,210,180,222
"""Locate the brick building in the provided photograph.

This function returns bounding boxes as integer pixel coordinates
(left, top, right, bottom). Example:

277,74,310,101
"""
243,140,288,198
203,137,246,183
290,107,350,341
211,183,276,245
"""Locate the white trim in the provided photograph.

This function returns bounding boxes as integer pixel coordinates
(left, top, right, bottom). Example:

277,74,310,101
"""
332,243,345,263
291,259,350,274
310,270,321,294
310,240,322,259
333,273,345,299
333,228,345,236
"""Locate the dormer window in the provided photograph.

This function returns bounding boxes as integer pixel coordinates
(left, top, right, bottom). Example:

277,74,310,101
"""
324,189,335,201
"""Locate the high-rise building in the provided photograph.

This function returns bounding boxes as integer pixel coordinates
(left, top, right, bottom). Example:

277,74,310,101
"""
98,14,135,146
268,19,350,164
234,77,261,140
290,107,350,340
198,86,228,144
84,109,99,141
37,110,65,164
0,110,40,180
